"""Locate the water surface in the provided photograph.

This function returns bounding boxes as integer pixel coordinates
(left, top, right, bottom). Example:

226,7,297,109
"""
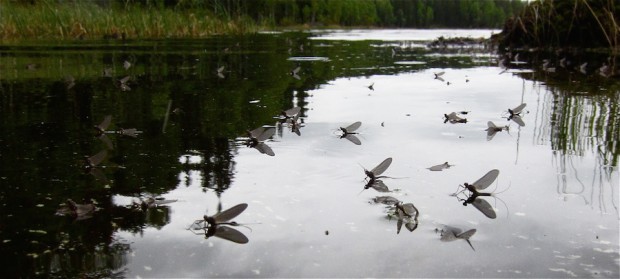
0,29,618,278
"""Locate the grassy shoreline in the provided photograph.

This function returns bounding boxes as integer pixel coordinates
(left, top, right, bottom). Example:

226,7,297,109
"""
0,2,264,42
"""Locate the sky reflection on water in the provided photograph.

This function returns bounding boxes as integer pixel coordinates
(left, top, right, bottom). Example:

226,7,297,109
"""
122,68,618,278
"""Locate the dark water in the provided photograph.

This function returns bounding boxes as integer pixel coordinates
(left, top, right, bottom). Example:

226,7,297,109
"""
0,29,618,278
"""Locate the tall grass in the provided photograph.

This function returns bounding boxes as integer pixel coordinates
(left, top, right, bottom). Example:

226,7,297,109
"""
0,1,260,41
499,0,619,51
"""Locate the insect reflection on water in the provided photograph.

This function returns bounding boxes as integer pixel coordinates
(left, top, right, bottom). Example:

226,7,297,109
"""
452,169,501,219
188,203,250,244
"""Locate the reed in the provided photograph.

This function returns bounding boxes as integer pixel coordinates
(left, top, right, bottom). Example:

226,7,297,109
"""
497,0,619,51
0,1,260,41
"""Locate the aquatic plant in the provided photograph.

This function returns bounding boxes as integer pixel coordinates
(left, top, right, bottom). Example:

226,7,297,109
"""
496,0,619,51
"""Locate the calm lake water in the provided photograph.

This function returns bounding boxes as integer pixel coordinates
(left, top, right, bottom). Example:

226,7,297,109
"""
0,29,618,278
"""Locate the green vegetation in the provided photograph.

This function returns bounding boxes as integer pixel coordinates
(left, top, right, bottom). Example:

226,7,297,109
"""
0,0,258,41
496,0,619,50
1,0,527,41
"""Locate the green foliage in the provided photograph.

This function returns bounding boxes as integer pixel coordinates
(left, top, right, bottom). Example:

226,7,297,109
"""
0,0,528,41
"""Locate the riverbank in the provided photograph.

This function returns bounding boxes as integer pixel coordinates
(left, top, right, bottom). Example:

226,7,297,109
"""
0,1,261,41
0,0,525,42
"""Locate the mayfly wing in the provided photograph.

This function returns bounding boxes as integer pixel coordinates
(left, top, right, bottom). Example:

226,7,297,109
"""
211,203,248,223
405,221,418,232
97,115,112,131
447,112,457,119
344,134,361,145
88,150,108,166
400,203,418,217
436,76,445,82
486,129,498,141
293,126,301,136
89,167,109,184
457,228,477,251
213,226,249,244
98,134,114,150
189,219,206,231
487,121,497,129
370,180,390,192
428,162,448,171
344,121,362,132
472,169,499,190
284,107,301,117
254,142,275,156
511,115,525,127
396,218,403,234
292,66,301,75
472,198,497,219
119,75,131,84
255,127,276,141
511,103,526,114
457,229,476,240
371,157,392,176
248,127,265,139
435,71,445,77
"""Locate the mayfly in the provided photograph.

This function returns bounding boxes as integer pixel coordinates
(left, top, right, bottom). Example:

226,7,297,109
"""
64,75,75,90
434,71,445,82
246,126,275,156
290,66,301,80
118,75,131,91
453,169,500,219
216,66,225,79
339,121,362,145
279,107,301,121
507,103,526,120
427,162,453,171
392,202,419,234
286,115,303,136
444,112,467,124
56,199,98,221
82,150,110,184
131,196,178,211
438,225,477,251
367,82,374,91
361,158,393,192
94,115,114,149
485,121,509,141
188,203,249,244
372,196,400,205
